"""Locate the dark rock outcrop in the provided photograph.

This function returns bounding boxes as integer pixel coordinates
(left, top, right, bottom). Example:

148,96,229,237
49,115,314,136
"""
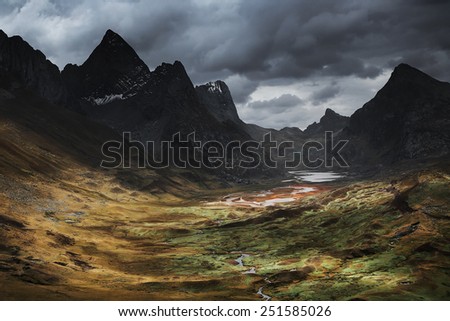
61,29,151,109
346,63,450,162
60,30,250,143
195,80,243,125
2,29,449,169
304,108,349,136
0,30,65,103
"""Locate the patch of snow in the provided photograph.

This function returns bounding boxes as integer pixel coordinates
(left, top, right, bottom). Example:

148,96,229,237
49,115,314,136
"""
207,81,223,94
86,94,124,105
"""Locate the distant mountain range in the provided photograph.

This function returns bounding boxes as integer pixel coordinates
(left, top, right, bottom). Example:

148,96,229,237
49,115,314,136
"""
1,29,449,170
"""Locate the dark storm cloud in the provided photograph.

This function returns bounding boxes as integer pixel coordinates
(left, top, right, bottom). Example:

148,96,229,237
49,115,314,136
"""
311,84,340,106
3,0,449,77
1,0,449,127
247,94,303,113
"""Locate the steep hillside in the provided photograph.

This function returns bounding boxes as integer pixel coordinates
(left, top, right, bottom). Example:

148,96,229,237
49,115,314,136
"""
346,64,450,163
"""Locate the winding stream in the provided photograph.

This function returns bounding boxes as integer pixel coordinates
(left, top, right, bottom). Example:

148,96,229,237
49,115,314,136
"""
257,287,272,301
235,254,250,267
234,254,271,300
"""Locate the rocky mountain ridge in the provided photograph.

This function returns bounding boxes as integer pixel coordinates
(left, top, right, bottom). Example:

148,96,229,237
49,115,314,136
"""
345,63,450,162
1,29,449,167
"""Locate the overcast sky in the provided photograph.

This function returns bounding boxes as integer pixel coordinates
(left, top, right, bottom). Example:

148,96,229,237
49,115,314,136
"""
1,0,449,129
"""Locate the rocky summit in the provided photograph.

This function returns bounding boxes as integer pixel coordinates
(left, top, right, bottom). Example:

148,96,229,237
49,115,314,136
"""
0,30,65,103
61,29,152,109
346,63,450,162
304,108,349,136
0,29,449,167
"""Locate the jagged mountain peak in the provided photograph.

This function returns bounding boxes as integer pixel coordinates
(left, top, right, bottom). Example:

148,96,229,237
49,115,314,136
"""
0,32,46,63
81,30,148,72
347,64,450,161
101,29,127,46
390,63,444,85
324,108,338,116
104,29,120,39
195,81,232,100
304,108,349,136
98,29,135,53
392,63,430,79
152,60,194,91
321,108,347,122
195,79,242,124
202,80,229,95
61,30,152,106
154,60,186,74
378,63,447,97
0,30,64,102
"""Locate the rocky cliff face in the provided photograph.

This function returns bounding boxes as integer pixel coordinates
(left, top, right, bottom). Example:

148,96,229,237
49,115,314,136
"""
1,29,449,167
0,30,65,103
58,30,250,143
61,30,152,108
347,63,450,161
0,29,253,146
195,80,243,125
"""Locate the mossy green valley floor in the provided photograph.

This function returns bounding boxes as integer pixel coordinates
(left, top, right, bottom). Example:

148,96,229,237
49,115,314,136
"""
0,165,449,300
